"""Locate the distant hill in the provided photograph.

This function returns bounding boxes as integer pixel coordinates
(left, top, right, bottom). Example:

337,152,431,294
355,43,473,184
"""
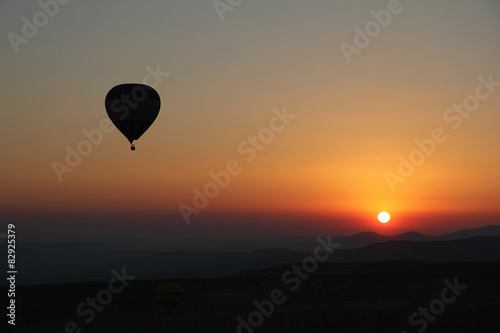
436,225,500,241
11,225,500,286
336,225,500,249
335,230,433,249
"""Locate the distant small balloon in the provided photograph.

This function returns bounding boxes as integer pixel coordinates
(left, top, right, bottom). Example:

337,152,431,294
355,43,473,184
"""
105,84,161,150
156,282,183,314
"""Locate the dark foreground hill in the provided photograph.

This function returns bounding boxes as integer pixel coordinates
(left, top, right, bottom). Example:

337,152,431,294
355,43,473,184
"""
4,261,500,333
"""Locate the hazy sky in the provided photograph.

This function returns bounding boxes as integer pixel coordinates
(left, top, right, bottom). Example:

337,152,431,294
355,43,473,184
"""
1,0,500,242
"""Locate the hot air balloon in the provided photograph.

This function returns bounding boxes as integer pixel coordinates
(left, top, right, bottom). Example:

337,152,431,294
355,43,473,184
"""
156,282,183,314
105,84,161,150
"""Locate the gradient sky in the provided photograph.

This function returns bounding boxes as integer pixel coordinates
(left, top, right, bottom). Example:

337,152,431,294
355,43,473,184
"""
1,0,500,243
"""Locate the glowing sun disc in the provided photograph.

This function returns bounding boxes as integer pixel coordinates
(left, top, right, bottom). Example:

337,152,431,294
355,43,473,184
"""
378,212,390,223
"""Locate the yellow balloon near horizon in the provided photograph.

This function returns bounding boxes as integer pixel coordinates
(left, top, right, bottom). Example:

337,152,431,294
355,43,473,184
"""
378,212,390,223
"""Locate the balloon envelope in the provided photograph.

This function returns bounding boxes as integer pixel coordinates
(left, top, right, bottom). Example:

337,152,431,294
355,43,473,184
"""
105,84,160,146
156,282,183,313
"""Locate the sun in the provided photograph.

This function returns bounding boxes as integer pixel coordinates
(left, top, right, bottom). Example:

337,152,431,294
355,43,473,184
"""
378,212,390,223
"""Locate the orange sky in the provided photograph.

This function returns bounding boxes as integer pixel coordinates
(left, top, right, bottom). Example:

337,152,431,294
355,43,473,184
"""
1,0,500,240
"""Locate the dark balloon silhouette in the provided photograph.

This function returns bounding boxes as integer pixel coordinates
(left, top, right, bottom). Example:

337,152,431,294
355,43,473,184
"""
156,282,183,314
105,84,161,150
